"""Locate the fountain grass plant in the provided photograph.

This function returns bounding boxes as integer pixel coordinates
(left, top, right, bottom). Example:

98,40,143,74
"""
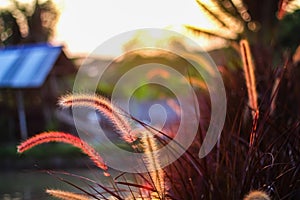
13,0,300,198
16,2,300,198
17,37,300,199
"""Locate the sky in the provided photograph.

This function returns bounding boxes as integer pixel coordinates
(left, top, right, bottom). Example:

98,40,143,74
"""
51,0,217,56
1,0,300,56
0,0,219,56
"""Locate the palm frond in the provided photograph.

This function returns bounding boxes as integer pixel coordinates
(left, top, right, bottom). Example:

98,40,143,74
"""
211,0,247,26
195,0,230,29
185,25,237,42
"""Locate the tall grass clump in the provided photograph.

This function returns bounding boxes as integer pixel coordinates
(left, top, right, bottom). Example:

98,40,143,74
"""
17,0,300,199
17,94,174,199
17,56,300,198
17,44,300,199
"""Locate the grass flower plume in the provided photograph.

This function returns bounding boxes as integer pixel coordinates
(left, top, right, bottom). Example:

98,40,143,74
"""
240,39,259,118
46,189,91,200
59,94,135,143
140,131,166,199
243,190,271,200
17,131,108,172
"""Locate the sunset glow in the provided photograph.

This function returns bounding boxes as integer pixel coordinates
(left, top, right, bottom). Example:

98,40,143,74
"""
52,0,217,56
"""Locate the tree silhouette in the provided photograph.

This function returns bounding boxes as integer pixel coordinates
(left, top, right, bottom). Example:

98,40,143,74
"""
186,0,300,55
186,0,300,99
0,0,59,46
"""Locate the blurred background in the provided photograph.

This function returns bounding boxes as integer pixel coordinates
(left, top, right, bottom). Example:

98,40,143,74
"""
0,0,300,199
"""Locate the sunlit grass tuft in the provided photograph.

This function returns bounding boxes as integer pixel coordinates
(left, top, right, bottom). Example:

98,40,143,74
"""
17,131,108,173
46,189,91,200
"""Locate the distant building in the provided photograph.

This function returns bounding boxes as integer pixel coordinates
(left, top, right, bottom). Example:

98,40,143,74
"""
0,43,76,142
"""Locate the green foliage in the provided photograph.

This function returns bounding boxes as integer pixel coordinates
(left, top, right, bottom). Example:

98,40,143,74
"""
96,50,207,100
2,142,131,159
277,9,300,54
